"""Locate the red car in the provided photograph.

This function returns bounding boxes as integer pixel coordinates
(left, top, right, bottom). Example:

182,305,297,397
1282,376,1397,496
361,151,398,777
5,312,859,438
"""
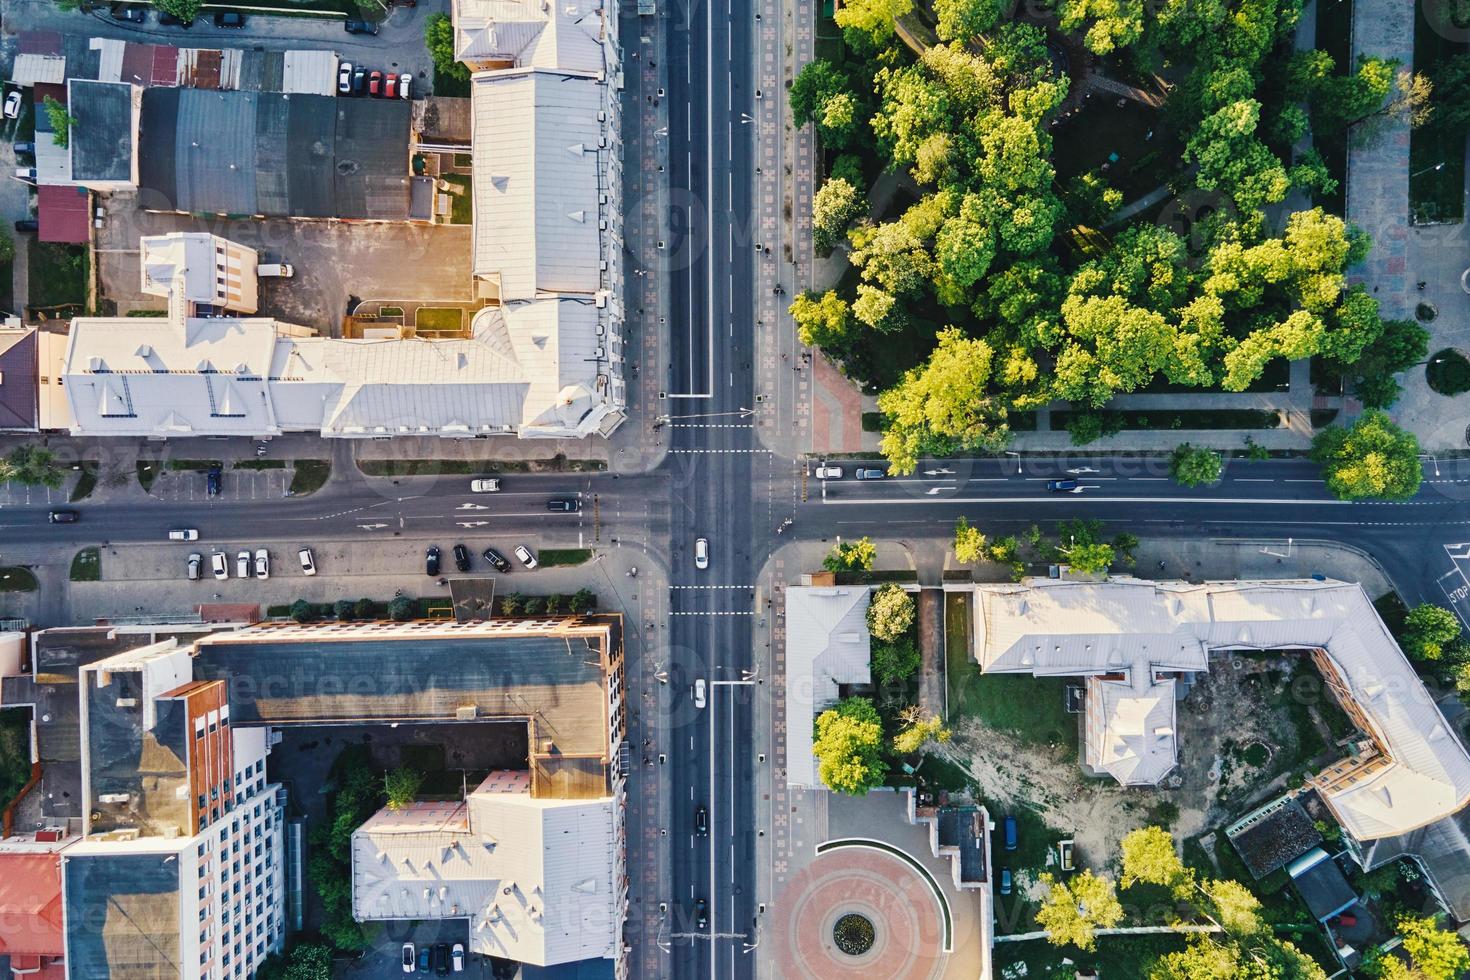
368,70,382,97
384,73,397,99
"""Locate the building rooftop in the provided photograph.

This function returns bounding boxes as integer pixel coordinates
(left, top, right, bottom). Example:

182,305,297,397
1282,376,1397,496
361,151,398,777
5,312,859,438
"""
62,846,184,980
1286,848,1357,922
1085,672,1178,786
37,184,89,243
0,849,67,958
453,0,610,73
0,330,38,429
783,585,873,789
67,79,133,184
1226,795,1323,879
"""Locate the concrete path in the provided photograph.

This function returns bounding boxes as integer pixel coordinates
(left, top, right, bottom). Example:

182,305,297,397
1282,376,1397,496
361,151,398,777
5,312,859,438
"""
916,588,943,716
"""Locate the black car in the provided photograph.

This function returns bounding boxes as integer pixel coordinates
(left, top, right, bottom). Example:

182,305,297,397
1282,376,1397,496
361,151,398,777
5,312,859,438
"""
12,142,34,157
343,18,379,33
453,544,471,572
112,5,146,22
206,467,222,496
1046,479,1080,492
482,547,511,573
213,10,246,27
158,10,193,25
426,546,441,577
546,498,581,512
351,67,367,96
13,219,36,233
433,944,451,976
47,509,79,524
695,805,708,837
694,898,709,931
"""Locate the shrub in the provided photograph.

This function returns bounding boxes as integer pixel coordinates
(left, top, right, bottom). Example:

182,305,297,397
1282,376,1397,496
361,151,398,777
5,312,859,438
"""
388,596,414,621
290,599,317,623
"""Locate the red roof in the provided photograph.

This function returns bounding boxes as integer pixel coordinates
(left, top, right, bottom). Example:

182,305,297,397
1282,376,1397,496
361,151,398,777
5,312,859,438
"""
37,186,88,245
0,852,65,956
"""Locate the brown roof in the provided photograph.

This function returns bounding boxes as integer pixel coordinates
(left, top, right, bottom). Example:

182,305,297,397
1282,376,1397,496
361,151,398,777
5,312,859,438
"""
0,852,65,956
0,330,38,429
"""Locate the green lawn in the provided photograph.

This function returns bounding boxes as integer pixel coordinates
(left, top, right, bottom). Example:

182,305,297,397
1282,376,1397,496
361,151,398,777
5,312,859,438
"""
233,459,287,470
0,567,37,592
0,708,31,811
441,174,473,225
69,461,98,502
69,547,100,583
28,240,87,315
992,931,1190,979
415,307,463,332
289,460,331,495
1052,409,1281,431
167,458,222,471
538,548,592,568
943,591,970,718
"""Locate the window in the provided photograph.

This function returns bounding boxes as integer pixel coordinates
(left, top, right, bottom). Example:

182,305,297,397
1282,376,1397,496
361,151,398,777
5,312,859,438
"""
198,843,207,858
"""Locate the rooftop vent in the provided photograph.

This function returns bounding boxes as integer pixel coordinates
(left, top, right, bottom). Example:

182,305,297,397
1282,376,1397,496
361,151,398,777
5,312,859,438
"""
135,344,153,358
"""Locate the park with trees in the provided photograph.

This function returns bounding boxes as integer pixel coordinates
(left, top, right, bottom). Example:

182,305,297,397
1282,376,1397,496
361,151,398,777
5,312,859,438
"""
793,0,1436,492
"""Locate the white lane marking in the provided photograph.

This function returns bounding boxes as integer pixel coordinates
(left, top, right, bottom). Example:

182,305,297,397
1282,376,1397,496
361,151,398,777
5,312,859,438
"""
820,495,1355,506
1234,478,1275,482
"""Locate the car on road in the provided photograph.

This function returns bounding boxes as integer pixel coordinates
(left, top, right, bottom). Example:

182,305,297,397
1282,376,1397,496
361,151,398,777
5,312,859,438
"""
213,10,246,27
693,678,706,709
695,805,708,837
1065,467,1099,475
254,549,270,579
351,68,366,96
513,545,537,569
47,509,79,524
399,73,412,99
999,867,1012,895
426,546,441,577
433,944,450,975
187,554,202,581
3,92,22,120
368,70,383,97
206,467,222,496
298,548,316,575
157,10,192,25
453,544,471,572
211,552,228,580
343,18,378,33
417,945,431,973
694,898,709,931
168,528,199,541
694,537,708,570
482,547,511,573
855,468,885,480
401,943,415,974
1045,480,1080,493
451,943,464,972
470,478,501,493
236,551,251,579
546,498,580,512
1003,815,1017,850
815,464,843,480
112,5,146,22
14,219,37,233
338,62,353,94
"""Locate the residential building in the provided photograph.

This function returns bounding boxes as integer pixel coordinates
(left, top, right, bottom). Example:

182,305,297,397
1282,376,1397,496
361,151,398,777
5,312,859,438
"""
782,584,874,790
0,328,68,432
0,832,71,980
34,79,138,192
140,233,259,316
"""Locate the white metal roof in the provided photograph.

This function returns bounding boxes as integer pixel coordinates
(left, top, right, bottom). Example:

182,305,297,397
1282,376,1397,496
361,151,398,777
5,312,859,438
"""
783,586,873,789
454,0,609,74
281,51,338,96
471,70,604,297
973,578,1470,840
1086,673,1178,786
351,776,617,967
11,54,65,87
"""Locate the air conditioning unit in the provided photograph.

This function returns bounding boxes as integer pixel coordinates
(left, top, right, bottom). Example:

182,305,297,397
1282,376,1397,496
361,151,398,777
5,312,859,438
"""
593,348,605,359
597,110,606,122
595,293,608,309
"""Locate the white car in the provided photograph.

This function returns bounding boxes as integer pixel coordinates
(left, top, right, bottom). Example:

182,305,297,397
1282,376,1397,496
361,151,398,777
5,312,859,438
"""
693,678,706,709
3,91,21,120
168,528,199,541
694,537,709,570
1066,466,1100,475
514,545,537,569
399,73,412,100
470,478,501,493
236,550,251,579
401,943,414,974
298,547,316,575
815,465,843,480
451,943,464,972
254,548,270,579
187,553,202,581
211,552,228,581
338,61,353,94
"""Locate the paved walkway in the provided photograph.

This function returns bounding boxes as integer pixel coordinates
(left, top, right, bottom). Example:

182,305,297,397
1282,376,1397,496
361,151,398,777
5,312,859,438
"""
916,588,943,716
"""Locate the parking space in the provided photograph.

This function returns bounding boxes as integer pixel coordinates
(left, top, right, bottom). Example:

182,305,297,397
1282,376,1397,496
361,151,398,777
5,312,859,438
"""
143,464,293,503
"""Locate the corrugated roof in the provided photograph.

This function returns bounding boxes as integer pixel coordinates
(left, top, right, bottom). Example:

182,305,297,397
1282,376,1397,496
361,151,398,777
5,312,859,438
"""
11,54,65,87
1085,673,1177,785
0,851,66,956
0,329,38,430
37,185,89,244
281,50,337,95
454,0,609,74
783,586,873,789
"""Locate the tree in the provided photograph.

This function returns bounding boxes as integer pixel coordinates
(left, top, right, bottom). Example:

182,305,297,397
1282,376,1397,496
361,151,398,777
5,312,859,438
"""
1035,869,1124,951
354,598,380,620
1149,936,1328,980
425,13,469,82
0,445,64,488
813,178,866,254
824,537,876,572
871,636,920,685
866,584,914,641
893,707,951,754
812,697,887,794
789,291,852,349
499,593,522,616
789,60,848,129
1058,0,1144,54
933,0,1003,42
333,599,356,622
1310,410,1423,501
545,593,564,614
953,517,988,564
42,97,74,149
383,767,423,810
1401,604,1462,661
1170,444,1222,487
877,328,1010,474
1184,100,1290,212
1341,318,1429,410
1064,542,1115,575
570,588,596,613
0,227,15,265
289,599,318,624
834,0,912,42
388,596,415,621
153,0,202,25
1388,913,1470,980
256,942,334,980
524,596,546,615
1120,825,1190,891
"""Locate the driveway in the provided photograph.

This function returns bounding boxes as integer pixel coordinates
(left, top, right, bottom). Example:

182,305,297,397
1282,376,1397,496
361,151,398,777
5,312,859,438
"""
94,191,475,330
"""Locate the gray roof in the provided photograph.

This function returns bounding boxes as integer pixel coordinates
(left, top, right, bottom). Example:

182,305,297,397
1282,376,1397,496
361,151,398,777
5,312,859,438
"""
63,851,183,979
68,80,132,183
0,330,38,429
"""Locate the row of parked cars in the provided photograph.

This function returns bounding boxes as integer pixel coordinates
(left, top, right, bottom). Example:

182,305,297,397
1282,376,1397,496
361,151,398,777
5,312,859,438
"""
426,543,534,575
111,5,246,27
338,63,412,99
186,544,317,581
402,941,462,974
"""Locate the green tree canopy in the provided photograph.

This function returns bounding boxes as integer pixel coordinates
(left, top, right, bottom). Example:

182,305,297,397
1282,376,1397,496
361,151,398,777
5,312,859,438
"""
867,583,915,641
933,0,1003,42
1170,444,1223,487
813,697,887,794
1310,410,1423,501
833,0,913,42
1058,0,1145,54
42,97,74,149
1401,604,1462,661
1120,825,1190,891
384,766,423,810
871,636,920,685
153,0,203,25
892,707,951,754
256,943,334,980
824,537,877,572
790,290,853,349
0,445,65,488
1384,913,1470,980
1035,869,1124,950
813,178,866,253
953,516,987,564
877,327,1010,474
425,13,469,82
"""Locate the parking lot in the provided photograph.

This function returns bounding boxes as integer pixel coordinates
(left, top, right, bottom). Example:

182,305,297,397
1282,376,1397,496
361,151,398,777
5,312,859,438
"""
95,191,475,331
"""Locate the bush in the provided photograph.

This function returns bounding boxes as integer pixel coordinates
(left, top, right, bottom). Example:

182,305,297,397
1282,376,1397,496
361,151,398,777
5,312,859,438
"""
1170,443,1222,487
289,599,317,623
1067,411,1122,446
546,593,564,614
500,594,523,616
569,588,595,613
1427,348,1470,396
524,596,546,615
388,596,414,621
866,584,914,641
384,766,423,810
872,635,920,685
333,599,356,621
354,598,380,620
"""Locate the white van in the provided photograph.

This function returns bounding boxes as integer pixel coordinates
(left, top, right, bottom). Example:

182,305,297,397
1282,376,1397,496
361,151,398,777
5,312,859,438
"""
257,263,294,278
168,528,199,541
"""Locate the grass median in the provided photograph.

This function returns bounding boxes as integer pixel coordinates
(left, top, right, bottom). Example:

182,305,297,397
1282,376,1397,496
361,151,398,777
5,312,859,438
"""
69,547,100,583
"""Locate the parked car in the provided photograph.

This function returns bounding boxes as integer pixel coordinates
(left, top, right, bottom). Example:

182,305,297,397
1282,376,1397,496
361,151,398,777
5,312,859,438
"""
343,18,378,33
693,898,709,931
14,167,35,183
47,509,79,524
186,553,202,581
1045,479,1080,493
13,219,36,233
11,142,33,156
399,73,412,99
417,945,431,973
1003,815,1018,851
450,944,464,972
298,547,316,575
254,548,270,579
693,678,706,709
351,68,367,96
401,943,415,974
206,467,222,496
236,550,251,579
213,10,246,27
384,74,398,99
426,546,441,577
433,944,451,976
482,547,511,573
338,62,353,94
855,468,885,480
694,537,709,570
453,544,471,572
999,867,1012,896
546,498,580,512
112,5,146,23
368,70,383,97
470,478,501,493
815,464,843,480
157,10,192,25
211,552,228,580
2,92,20,119
513,545,537,569
168,528,199,541
695,805,708,837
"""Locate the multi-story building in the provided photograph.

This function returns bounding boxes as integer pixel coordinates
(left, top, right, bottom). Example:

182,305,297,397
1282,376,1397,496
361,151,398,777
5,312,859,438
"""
139,233,260,317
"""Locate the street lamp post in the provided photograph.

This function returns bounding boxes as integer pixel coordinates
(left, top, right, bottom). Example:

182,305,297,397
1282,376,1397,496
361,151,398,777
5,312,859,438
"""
1412,161,1446,178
